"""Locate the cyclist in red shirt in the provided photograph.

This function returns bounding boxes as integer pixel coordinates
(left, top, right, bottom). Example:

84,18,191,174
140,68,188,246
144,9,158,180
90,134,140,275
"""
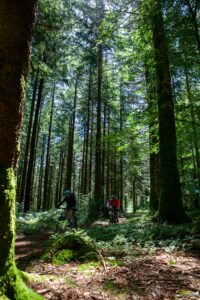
107,195,120,223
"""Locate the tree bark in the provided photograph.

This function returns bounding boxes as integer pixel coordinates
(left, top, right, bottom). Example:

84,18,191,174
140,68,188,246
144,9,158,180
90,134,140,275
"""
0,1,43,299
65,77,78,190
145,67,160,212
94,43,103,213
152,0,187,223
119,85,124,211
24,77,44,212
185,70,200,188
184,0,200,55
83,70,92,194
43,83,55,210
18,71,39,205
37,135,46,211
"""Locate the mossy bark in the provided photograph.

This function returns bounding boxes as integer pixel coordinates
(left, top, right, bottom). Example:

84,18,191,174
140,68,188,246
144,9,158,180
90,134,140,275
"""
152,0,187,223
0,1,43,299
0,166,43,299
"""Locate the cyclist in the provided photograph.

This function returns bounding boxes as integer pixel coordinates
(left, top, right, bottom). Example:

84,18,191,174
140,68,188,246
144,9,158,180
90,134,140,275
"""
107,195,120,223
57,189,77,228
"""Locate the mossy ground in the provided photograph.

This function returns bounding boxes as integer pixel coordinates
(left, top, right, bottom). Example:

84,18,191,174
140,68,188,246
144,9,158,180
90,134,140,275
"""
41,230,98,265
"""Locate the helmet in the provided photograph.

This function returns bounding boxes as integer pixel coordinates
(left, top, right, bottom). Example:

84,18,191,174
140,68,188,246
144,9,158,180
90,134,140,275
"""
111,195,116,199
64,189,71,195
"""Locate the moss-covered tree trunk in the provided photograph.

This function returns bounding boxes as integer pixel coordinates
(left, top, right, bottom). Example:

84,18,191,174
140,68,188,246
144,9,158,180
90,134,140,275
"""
0,1,43,299
152,0,187,223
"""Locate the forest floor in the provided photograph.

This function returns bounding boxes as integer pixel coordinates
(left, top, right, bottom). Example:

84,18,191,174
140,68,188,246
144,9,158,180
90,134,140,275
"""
16,216,200,300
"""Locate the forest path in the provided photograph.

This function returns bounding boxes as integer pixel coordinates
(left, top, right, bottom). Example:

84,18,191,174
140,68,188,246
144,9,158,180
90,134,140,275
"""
15,216,126,264
16,231,52,267
15,220,200,299
20,247,200,299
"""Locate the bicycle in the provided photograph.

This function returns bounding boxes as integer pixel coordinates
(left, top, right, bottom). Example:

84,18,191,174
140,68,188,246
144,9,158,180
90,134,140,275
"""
56,209,77,232
109,208,119,223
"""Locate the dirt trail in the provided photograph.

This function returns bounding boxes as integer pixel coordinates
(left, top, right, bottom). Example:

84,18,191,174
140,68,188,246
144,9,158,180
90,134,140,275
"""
15,221,200,299
16,231,51,267
22,249,200,300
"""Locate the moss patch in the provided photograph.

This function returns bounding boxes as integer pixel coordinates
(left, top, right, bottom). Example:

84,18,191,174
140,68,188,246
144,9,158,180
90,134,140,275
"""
103,279,122,293
77,261,100,271
42,230,98,264
0,165,44,300
51,249,74,265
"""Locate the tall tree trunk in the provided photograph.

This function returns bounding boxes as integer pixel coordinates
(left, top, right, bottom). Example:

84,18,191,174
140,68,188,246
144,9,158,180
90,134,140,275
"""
37,135,46,211
145,67,160,212
132,179,136,213
184,0,200,55
57,149,66,205
88,98,94,194
0,1,42,299
106,108,111,199
119,85,124,210
55,150,64,206
43,83,55,210
65,78,78,190
152,0,187,223
185,71,200,189
80,127,86,194
83,70,92,194
24,77,44,212
101,95,107,202
18,71,39,204
94,43,103,214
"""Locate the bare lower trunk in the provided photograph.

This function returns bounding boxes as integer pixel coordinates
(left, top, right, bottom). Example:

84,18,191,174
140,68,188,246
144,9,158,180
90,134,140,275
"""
152,0,187,223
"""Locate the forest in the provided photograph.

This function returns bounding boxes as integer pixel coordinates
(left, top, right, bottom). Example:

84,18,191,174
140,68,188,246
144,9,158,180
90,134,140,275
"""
0,0,200,299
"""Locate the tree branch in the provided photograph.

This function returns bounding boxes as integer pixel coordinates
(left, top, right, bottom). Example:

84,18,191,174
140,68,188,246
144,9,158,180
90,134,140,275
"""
35,22,60,30
175,118,200,127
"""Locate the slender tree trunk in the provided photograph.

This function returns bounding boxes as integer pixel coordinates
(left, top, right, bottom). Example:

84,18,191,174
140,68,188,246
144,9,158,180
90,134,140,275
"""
37,135,46,211
101,96,107,201
80,127,86,194
0,1,42,299
152,0,187,223
132,179,136,213
55,150,64,206
24,77,44,212
65,78,78,190
145,67,160,212
59,150,66,201
185,71,200,188
83,70,92,194
18,71,39,204
119,85,124,210
95,43,103,213
88,98,94,194
106,108,111,199
43,83,55,210
184,0,200,55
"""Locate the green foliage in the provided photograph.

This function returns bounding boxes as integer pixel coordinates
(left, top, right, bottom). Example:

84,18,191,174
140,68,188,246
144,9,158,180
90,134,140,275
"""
41,230,98,264
16,210,62,234
87,213,197,253
51,249,74,265
77,261,100,271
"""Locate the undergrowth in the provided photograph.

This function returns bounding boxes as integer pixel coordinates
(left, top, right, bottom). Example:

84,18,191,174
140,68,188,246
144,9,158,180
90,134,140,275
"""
87,211,200,254
16,209,61,234
16,209,200,261
41,230,98,265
